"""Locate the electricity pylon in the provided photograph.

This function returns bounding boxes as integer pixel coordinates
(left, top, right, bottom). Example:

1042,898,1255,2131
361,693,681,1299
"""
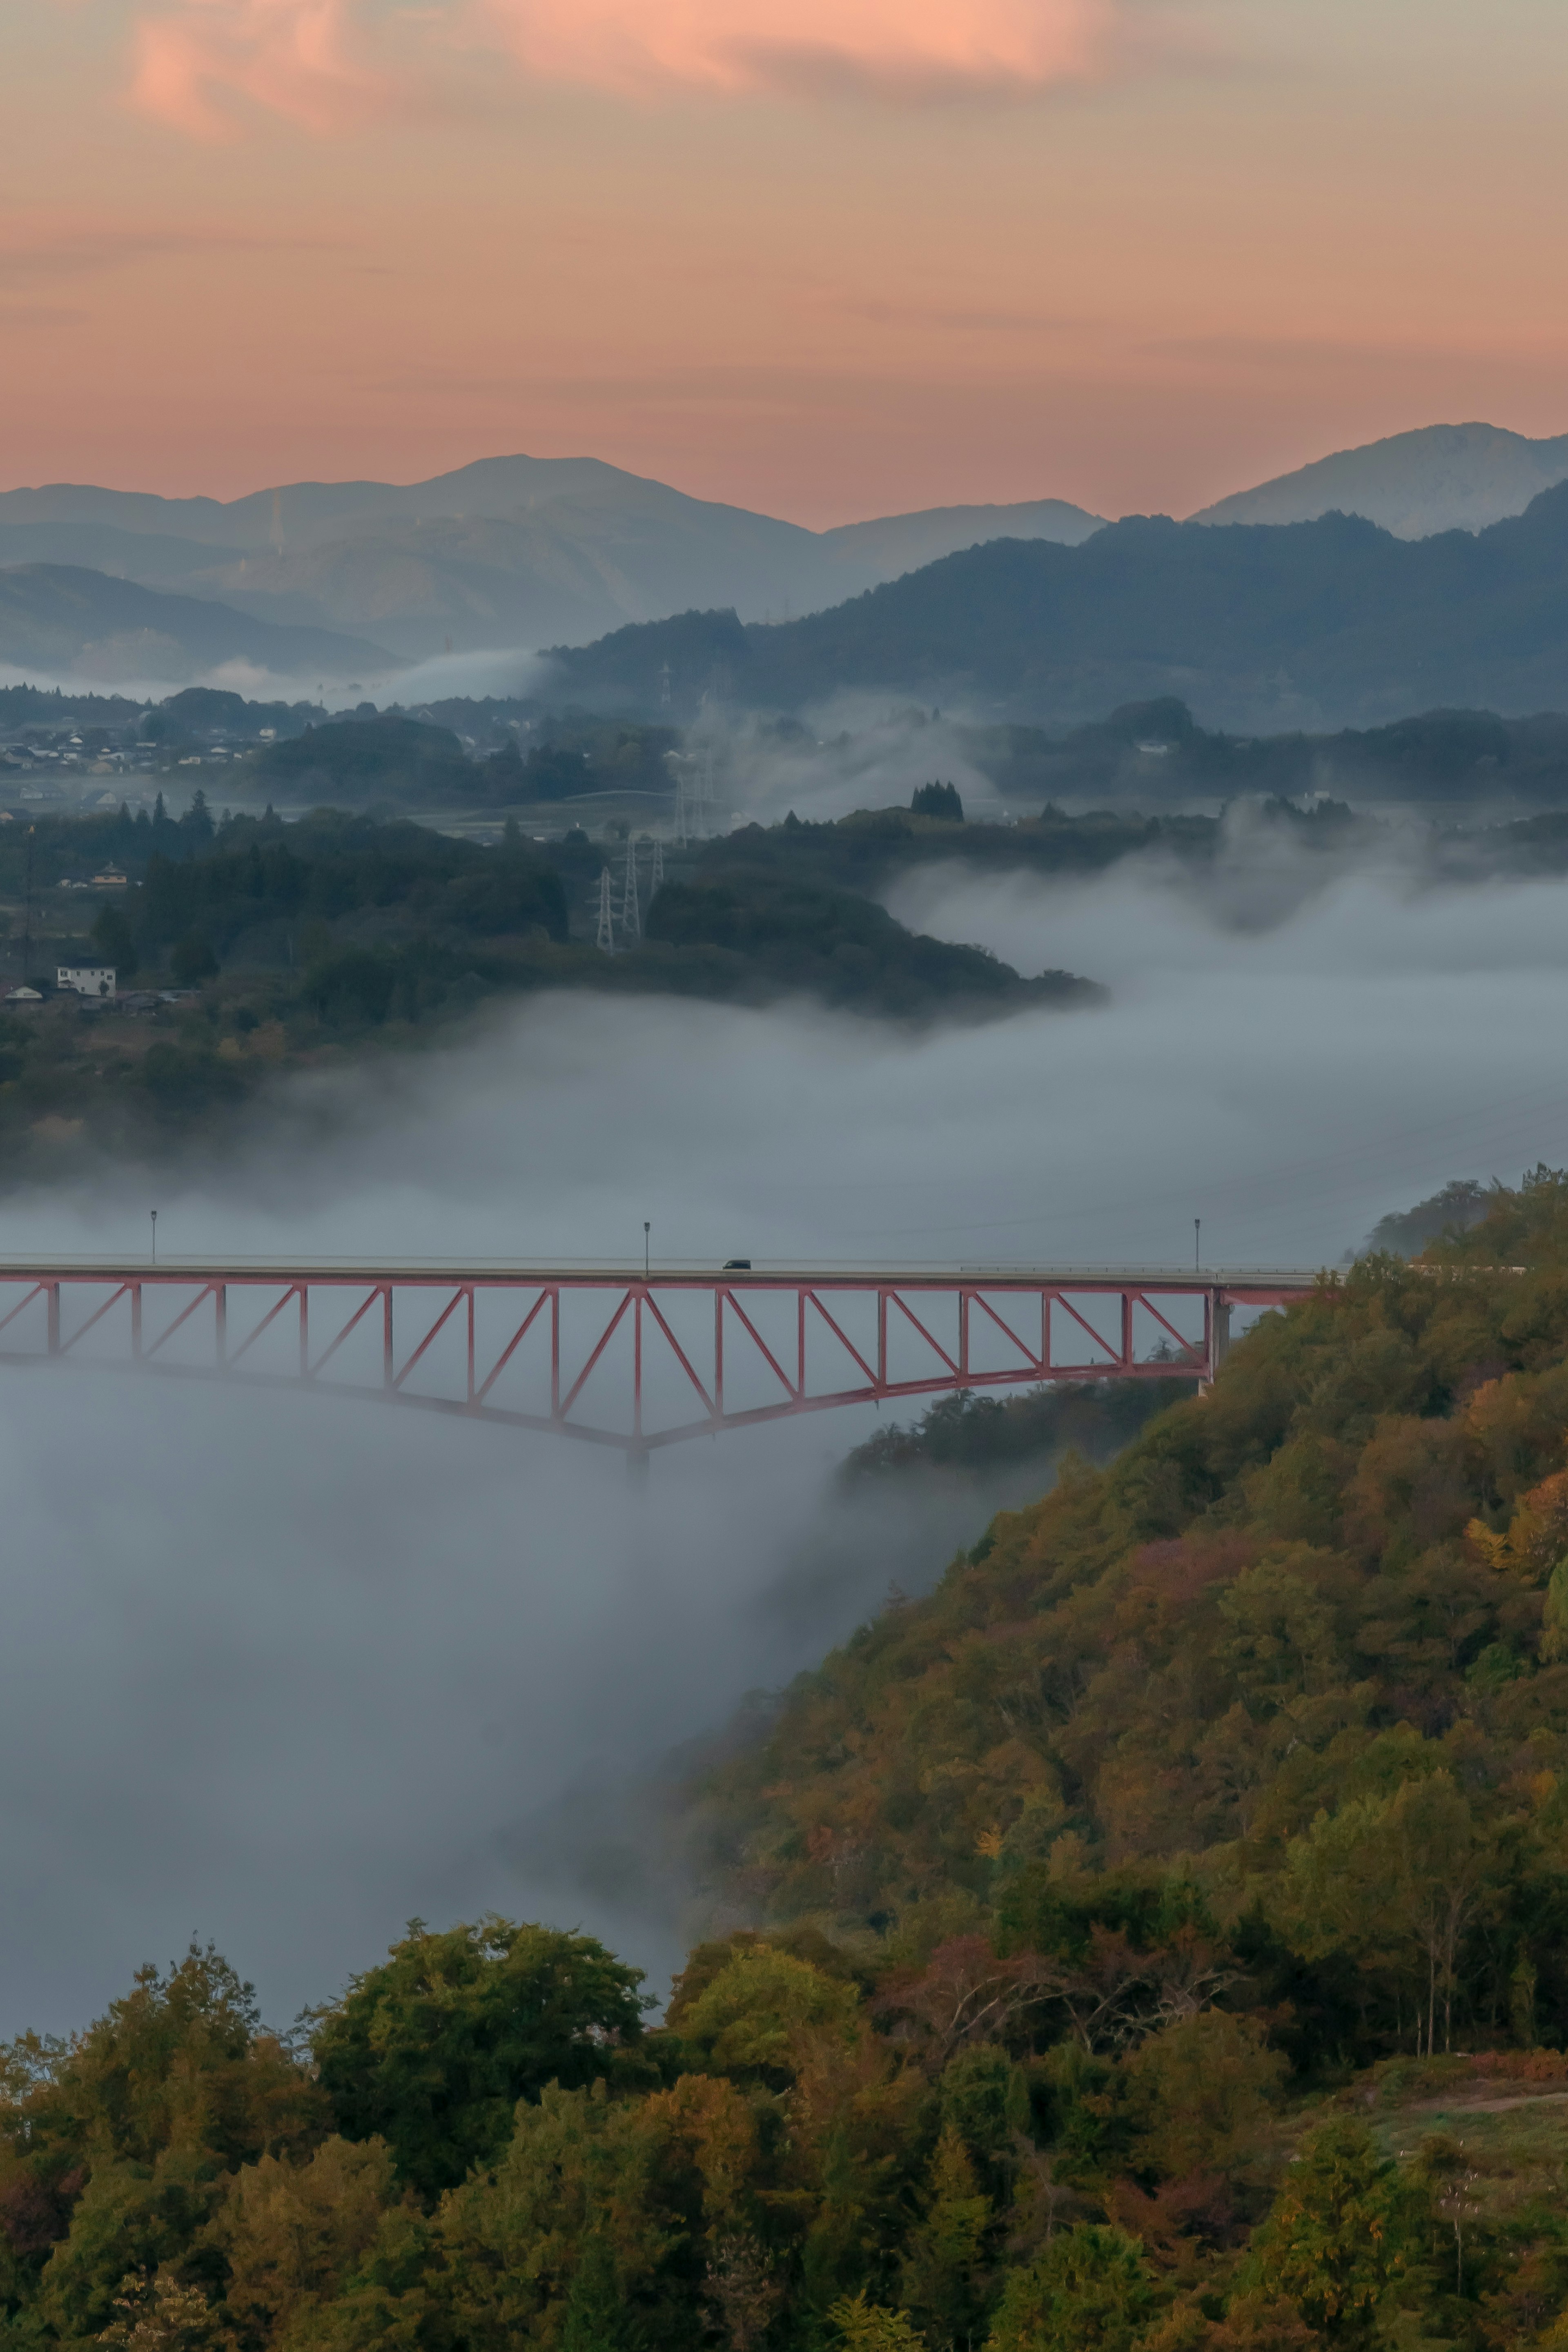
620,837,641,943
594,867,616,954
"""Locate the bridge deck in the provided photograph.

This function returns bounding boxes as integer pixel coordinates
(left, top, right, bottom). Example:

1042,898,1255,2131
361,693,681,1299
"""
0,1258,1327,1292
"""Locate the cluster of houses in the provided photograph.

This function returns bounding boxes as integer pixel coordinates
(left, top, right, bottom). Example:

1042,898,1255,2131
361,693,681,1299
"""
2,970,196,1012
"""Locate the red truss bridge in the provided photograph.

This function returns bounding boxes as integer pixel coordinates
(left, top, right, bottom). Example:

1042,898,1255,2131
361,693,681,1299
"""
0,1260,1327,1456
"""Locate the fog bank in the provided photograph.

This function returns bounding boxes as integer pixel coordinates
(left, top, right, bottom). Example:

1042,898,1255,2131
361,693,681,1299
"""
2,855,1567,2032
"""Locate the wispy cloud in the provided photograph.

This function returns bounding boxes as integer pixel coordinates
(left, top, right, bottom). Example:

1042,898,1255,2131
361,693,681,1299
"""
482,0,1122,101
118,0,1161,136
128,0,393,135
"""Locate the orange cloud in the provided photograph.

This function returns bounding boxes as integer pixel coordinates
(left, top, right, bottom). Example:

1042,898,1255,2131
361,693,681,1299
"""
483,0,1120,99
129,0,391,136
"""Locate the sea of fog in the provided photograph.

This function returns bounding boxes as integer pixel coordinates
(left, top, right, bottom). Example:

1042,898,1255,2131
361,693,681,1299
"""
3,853,1568,2034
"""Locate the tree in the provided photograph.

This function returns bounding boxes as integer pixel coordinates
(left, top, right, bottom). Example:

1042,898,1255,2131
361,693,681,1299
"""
91,902,137,977
1282,1773,1493,2053
178,791,215,851
898,2125,990,2348
170,933,218,986
301,947,395,1026
311,1917,647,2198
829,2289,928,2349
560,2230,631,2352
1246,2121,1419,2343
911,782,963,822
985,2225,1154,2352
96,2268,223,2351
211,2136,394,2350
702,2232,783,2351
1123,2010,1287,2180
434,2079,678,2348
3,1947,323,2343
674,1944,861,2090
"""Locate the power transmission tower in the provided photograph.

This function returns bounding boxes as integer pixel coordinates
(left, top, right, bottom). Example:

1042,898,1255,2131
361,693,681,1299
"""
594,867,616,954
20,825,34,978
649,838,664,897
658,662,671,709
672,745,717,848
620,836,641,943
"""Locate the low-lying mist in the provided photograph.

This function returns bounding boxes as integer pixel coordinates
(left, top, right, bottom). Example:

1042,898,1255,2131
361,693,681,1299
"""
7,846,1568,2035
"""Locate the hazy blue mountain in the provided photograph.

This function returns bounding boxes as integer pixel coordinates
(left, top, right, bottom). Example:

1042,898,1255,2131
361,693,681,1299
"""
1192,421,1568,538
822,497,1103,575
0,566,391,688
541,483,1568,732
0,457,1102,659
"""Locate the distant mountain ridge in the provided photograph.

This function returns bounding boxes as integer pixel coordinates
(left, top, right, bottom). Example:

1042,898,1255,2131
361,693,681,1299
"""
0,457,1104,664
1192,421,1568,538
9,422,1568,689
543,481,1568,732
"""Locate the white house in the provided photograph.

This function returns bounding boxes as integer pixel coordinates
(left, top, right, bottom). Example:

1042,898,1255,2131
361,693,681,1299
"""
56,965,115,999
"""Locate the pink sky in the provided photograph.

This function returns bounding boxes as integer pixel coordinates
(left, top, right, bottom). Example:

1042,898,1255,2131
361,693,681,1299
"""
3,0,1566,524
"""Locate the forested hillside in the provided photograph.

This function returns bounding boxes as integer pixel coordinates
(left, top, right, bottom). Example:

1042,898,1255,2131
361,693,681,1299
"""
9,1179,1568,2350
0,806,1096,1178
693,1177,1568,2009
543,481,1568,730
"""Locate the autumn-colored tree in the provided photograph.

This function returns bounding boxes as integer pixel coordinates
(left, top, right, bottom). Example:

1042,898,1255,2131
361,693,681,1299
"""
1246,2121,1421,2342
96,2267,223,2352
1123,2011,1287,2180
829,2288,928,2349
209,2136,395,2352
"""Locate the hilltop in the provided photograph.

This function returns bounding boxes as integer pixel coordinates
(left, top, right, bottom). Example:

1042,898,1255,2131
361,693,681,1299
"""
0,458,1102,664
1192,421,1568,538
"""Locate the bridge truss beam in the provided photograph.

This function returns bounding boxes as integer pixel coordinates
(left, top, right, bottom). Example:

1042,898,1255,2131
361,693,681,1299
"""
0,1264,1325,1455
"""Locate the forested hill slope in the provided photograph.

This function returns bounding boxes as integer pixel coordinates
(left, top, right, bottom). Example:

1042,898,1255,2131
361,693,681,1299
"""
690,1173,1568,2061
545,481,1568,731
11,1183,1568,2352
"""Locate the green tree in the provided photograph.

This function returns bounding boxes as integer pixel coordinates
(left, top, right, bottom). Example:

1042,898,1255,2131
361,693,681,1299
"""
560,2230,631,2352
984,2225,1153,2352
170,932,218,985
911,782,963,822
673,1944,861,2091
898,2125,989,2348
312,1918,647,2199
1281,1773,1493,2054
433,2079,682,2349
91,901,137,977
